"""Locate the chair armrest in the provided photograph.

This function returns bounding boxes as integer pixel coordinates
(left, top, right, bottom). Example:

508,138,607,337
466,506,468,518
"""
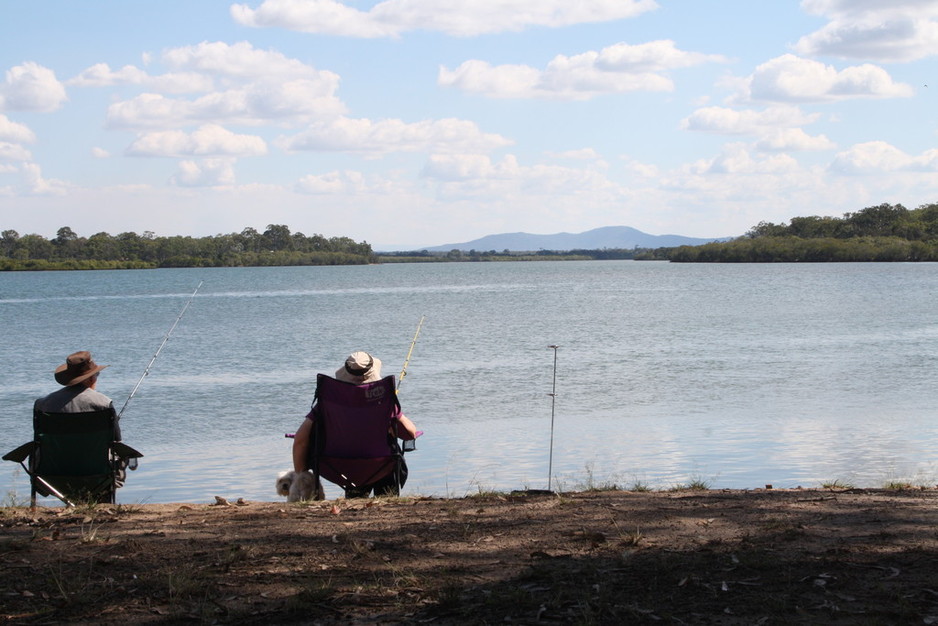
112,442,144,460
3,442,36,464
401,430,423,452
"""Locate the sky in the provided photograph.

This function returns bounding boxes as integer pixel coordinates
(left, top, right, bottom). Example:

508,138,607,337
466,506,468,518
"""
0,1,936,249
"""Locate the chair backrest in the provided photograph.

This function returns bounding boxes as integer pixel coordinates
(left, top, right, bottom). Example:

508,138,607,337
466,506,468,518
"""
33,407,118,478
311,374,402,488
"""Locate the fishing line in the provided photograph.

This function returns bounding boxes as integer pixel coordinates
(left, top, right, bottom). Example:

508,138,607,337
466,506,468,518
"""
117,281,203,418
397,315,426,392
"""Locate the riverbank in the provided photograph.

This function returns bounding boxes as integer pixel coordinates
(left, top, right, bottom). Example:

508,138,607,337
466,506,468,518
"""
3,487,938,624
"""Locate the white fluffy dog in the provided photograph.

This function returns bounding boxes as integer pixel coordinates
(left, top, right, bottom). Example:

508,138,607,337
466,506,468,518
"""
276,470,320,502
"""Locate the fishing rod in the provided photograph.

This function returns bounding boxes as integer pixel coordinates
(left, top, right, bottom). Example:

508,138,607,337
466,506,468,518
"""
397,315,426,392
117,281,203,418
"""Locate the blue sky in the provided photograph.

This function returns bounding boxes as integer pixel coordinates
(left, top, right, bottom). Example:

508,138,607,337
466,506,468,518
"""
1,1,936,248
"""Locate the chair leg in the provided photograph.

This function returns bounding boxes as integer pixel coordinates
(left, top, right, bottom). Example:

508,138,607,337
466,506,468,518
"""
313,474,325,501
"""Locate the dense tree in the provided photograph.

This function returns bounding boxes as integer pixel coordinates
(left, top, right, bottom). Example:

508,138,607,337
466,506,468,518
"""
1,230,20,257
0,226,375,270
263,224,293,251
663,201,938,263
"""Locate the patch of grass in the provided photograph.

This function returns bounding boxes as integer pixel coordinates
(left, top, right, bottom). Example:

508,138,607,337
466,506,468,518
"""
669,475,712,491
167,564,212,600
882,480,915,490
467,482,506,498
71,497,105,515
608,514,644,546
286,578,335,610
821,479,855,490
576,463,621,492
2,470,30,507
79,518,107,543
628,480,651,492
115,502,143,515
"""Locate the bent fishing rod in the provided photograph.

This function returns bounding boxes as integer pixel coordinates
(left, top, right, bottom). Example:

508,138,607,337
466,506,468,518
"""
117,281,202,418
397,315,425,392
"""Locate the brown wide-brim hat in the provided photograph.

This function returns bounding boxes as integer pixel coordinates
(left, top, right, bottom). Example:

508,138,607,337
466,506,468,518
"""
54,351,109,386
335,351,382,384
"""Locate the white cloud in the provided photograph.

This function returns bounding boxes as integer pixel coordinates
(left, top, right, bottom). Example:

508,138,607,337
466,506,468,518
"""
67,63,213,94
830,141,938,173
681,105,819,134
295,170,365,194
98,42,345,128
595,40,729,72
440,40,724,100
681,106,834,153
67,63,149,87
92,147,110,158
147,73,216,94
0,114,36,143
438,61,542,99
797,0,938,62
422,154,518,181
689,144,801,175
126,124,267,157
620,155,659,178
21,162,68,195
755,128,836,152
106,78,346,128
162,41,326,80
0,142,32,161
0,62,68,112
171,158,237,186
420,153,619,200
742,54,914,103
231,0,658,38
279,116,513,156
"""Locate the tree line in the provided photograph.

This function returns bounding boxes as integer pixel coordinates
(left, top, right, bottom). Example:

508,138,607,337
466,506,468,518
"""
0,225,376,270
378,248,639,262
655,202,938,262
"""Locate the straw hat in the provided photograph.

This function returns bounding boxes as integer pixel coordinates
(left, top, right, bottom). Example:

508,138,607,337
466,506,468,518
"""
335,351,382,384
54,351,109,386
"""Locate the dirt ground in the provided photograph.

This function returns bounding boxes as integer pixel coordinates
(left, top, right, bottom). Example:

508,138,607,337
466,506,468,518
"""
2,487,938,624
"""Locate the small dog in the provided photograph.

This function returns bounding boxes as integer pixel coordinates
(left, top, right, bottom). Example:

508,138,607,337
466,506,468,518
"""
276,470,322,502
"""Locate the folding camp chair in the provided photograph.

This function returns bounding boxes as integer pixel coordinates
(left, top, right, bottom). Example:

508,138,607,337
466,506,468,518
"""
308,374,416,497
2,406,143,507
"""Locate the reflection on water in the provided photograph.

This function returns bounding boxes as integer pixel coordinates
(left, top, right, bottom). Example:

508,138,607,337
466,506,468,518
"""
2,262,938,504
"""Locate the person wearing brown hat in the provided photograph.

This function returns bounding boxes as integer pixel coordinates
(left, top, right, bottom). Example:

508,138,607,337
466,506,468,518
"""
35,351,121,440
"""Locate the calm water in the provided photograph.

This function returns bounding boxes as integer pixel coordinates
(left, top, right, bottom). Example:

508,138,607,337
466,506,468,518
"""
2,261,937,504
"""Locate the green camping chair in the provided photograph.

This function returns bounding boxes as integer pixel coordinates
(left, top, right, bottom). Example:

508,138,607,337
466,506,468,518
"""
3,407,142,507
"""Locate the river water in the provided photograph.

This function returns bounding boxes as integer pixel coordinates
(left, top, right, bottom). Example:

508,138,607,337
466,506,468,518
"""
2,261,937,504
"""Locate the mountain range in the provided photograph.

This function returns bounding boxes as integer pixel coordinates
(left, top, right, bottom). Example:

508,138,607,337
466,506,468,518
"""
397,226,730,252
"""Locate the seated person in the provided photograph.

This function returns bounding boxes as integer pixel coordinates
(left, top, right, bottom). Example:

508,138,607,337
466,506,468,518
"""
292,351,418,498
34,350,125,488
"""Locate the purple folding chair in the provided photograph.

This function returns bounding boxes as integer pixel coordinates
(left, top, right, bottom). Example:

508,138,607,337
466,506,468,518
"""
309,374,412,497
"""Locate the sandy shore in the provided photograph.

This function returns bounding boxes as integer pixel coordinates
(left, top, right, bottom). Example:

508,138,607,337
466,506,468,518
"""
2,487,938,624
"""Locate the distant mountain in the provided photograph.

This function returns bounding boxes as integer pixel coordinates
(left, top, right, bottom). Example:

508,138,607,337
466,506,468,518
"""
411,226,728,252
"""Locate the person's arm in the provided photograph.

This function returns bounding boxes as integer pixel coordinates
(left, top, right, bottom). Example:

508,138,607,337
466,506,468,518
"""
395,414,418,440
292,418,313,472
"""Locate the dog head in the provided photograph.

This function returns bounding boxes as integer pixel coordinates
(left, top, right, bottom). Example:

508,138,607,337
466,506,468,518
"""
276,470,294,496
